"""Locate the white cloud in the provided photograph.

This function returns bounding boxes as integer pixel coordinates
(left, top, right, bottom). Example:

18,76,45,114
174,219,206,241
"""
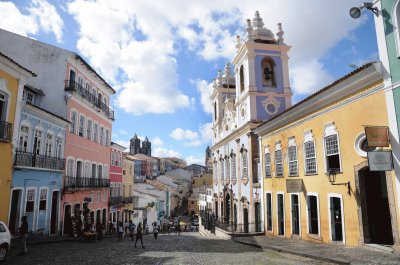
199,122,212,144
193,79,213,115
185,155,205,166
0,1,63,42
114,140,129,151
153,137,163,146
153,147,181,158
169,128,199,141
290,60,335,96
119,129,128,135
28,0,63,43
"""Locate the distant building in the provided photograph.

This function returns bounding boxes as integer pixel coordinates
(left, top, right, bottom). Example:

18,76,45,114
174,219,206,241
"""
129,133,151,156
205,146,213,172
185,164,207,175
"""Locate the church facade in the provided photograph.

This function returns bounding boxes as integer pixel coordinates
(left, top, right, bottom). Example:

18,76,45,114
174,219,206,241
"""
210,11,292,233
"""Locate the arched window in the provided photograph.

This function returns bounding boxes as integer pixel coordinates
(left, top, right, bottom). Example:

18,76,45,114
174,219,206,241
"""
19,126,29,152
239,65,244,92
261,57,276,87
33,129,42,155
0,89,9,122
45,133,53,157
70,111,77,134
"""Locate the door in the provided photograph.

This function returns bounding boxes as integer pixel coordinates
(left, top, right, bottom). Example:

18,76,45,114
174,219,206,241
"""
291,194,300,235
277,194,284,235
9,190,21,235
50,191,59,234
63,205,72,236
225,194,230,222
69,70,75,87
233,204,237,230
330,197,343,242
215,201,218,219
243,208,249,233
255,202,261,232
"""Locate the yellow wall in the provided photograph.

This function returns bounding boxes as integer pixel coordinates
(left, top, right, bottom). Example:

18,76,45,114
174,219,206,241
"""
192,173,213,188
122,158,135,197
261,82,394,247
0,70,20,223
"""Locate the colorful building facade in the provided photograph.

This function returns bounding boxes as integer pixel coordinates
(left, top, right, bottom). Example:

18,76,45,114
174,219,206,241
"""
109,142,125,225
0,52,35,224
254,62,399,247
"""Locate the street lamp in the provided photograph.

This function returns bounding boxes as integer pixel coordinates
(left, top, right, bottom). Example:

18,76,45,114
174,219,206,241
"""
350,2,380,18
327,169,351,195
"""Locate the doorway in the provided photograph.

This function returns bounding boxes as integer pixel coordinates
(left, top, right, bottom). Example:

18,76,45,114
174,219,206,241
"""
9,189,22,235
291,194,300,235
215,201,218,219
329,196,343,242
225,193,231,223
255,202,261,232
50,191,59,234
277,193,284,235
63,205,72,236
359,168,393,245
243,208,249,233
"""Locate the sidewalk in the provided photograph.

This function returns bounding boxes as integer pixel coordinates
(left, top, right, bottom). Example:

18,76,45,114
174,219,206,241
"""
233,235,400,265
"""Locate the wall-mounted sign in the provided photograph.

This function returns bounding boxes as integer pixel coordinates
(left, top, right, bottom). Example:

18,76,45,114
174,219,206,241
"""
365,126,389,147
286,179,303,193
368,150,393,171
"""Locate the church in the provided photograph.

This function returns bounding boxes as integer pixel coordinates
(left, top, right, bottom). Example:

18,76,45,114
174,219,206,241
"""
129,133,152,156
210,11,292,234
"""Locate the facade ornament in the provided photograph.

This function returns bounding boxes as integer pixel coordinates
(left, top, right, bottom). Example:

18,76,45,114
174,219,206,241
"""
262,93,281,115
277,23,285,45
245,19,253,42
236,35,242,50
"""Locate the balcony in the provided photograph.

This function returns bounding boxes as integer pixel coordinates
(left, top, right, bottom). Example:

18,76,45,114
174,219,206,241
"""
123,196,133,204
64,80,115,120
109,196,123,206
64,176,110,191
15,151,65,171
0,121,12,143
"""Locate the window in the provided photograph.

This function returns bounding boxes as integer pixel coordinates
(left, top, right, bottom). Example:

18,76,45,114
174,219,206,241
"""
70,111,77,134
55,137,62,159
87,119,92,140
266,193,272,231
45,133,53,157
92,164,96,178
225,157,230,184
78,76,83,88
33,129,42,155
220,159,224,182
324,134,341,173
239,65,244,92
261,57,276,87
76,161,83,178
105,128,109,146
275,146,283,177
0,91,8,121
214,161,218,184
231,153,236,182
39,189,47,211
265,147,271,177
23,90,35,105
288,139,298,176
98,165,103,178
85,162,91,178
242,148,248,179
304,131,317,174
26,189,35,212
104,165,108,178
307,194,319,235
111,151,115,166
79,115,85,137
93,123,98,143
67,159,74,177
100,126,104,145
19,126,29,152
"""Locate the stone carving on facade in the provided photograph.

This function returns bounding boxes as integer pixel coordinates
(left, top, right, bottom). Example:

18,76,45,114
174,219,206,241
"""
262,93,280,115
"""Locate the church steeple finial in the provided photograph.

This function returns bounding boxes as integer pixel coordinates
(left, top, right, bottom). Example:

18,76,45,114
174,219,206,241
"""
276,23,285,45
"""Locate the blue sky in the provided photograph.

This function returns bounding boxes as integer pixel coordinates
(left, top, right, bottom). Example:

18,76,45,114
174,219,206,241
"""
0,0,378,165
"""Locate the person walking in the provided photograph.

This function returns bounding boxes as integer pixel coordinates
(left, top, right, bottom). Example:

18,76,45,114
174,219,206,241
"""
19,216,28,255
117,221,124,241
128,220,136,241
134,223,144,248
152,222,159,241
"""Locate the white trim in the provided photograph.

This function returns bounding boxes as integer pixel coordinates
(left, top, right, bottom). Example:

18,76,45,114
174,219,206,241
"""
7,187,24,229
392,1,400,57
0,80,10,122
303,131,317,175
38,187,49,232
322,124,342,174
289,193,301,236
24,187,38,231
327,193,346,245
354,132,368,158
306,192,320,237
265,191,273,233
78,113,86,138
276,191,285,236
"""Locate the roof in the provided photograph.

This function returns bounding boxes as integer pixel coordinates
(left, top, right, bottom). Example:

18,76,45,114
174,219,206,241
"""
111,142,127,150
255,62,376,130
0,51,36,77
127,153,155,161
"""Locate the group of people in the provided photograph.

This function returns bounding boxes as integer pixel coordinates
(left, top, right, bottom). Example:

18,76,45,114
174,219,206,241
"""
112,220,161,248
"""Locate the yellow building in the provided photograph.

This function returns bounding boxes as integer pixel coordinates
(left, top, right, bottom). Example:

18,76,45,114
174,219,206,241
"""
121,154,136,223
254,62,399,247
192,173,213,189
0,52,35,223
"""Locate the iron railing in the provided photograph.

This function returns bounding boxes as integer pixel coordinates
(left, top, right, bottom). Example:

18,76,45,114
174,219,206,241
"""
15,151,65,170
215,221,264,234
123,196,133,204
64,80,114,120
64,176,110,190
0,121,12,143
109,196,123,205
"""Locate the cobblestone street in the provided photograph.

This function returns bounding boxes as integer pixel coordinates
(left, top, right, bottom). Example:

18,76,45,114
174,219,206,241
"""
4,233,333,265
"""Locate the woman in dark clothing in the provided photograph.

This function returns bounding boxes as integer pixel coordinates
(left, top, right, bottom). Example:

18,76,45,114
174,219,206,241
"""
19,216,28,255
135,223,144,248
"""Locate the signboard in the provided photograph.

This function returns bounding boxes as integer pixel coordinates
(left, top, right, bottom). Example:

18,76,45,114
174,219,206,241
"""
365,126,389,147
286,179,303,193
368,150,393,171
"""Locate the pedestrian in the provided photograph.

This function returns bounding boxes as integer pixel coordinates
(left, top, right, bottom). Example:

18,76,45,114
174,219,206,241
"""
128,220,136,241
96,222,103,241
134,223,144,248
19,216,28,255
176,222,181,236
117,221,124,241
152,222,159,241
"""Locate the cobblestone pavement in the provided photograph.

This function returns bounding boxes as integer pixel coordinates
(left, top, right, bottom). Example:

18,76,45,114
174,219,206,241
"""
4,232,334,265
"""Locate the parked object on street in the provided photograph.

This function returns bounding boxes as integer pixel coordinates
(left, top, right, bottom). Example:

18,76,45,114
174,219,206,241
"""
0,221,11,262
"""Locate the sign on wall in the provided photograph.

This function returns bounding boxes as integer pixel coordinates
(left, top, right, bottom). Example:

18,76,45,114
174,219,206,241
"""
286,179,303,193
368,150,393,171
365,126,389,147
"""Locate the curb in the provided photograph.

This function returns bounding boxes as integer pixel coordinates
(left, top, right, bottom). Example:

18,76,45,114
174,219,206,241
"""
233,238,350,265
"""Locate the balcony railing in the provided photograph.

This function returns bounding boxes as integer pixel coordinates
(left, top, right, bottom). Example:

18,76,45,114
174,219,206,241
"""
15,151,65,170
109,196,123,205
64,176,110,190
0,121,12,143
64,80,114,120
123,196,133,204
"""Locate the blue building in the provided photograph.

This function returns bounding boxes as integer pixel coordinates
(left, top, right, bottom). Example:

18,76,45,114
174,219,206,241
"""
8,85,68,235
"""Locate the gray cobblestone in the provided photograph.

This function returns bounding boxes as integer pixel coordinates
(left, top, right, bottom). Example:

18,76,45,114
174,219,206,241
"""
4,233,333,265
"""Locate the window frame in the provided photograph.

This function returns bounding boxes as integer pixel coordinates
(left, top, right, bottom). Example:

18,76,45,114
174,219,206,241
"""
288,138,298,176
70,110,77,134
303,131,317,175
306,193,320,236
275,143,283,177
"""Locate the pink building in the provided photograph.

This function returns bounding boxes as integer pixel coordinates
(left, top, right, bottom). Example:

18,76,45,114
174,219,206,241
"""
109,142,125,225
62,57,115,235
